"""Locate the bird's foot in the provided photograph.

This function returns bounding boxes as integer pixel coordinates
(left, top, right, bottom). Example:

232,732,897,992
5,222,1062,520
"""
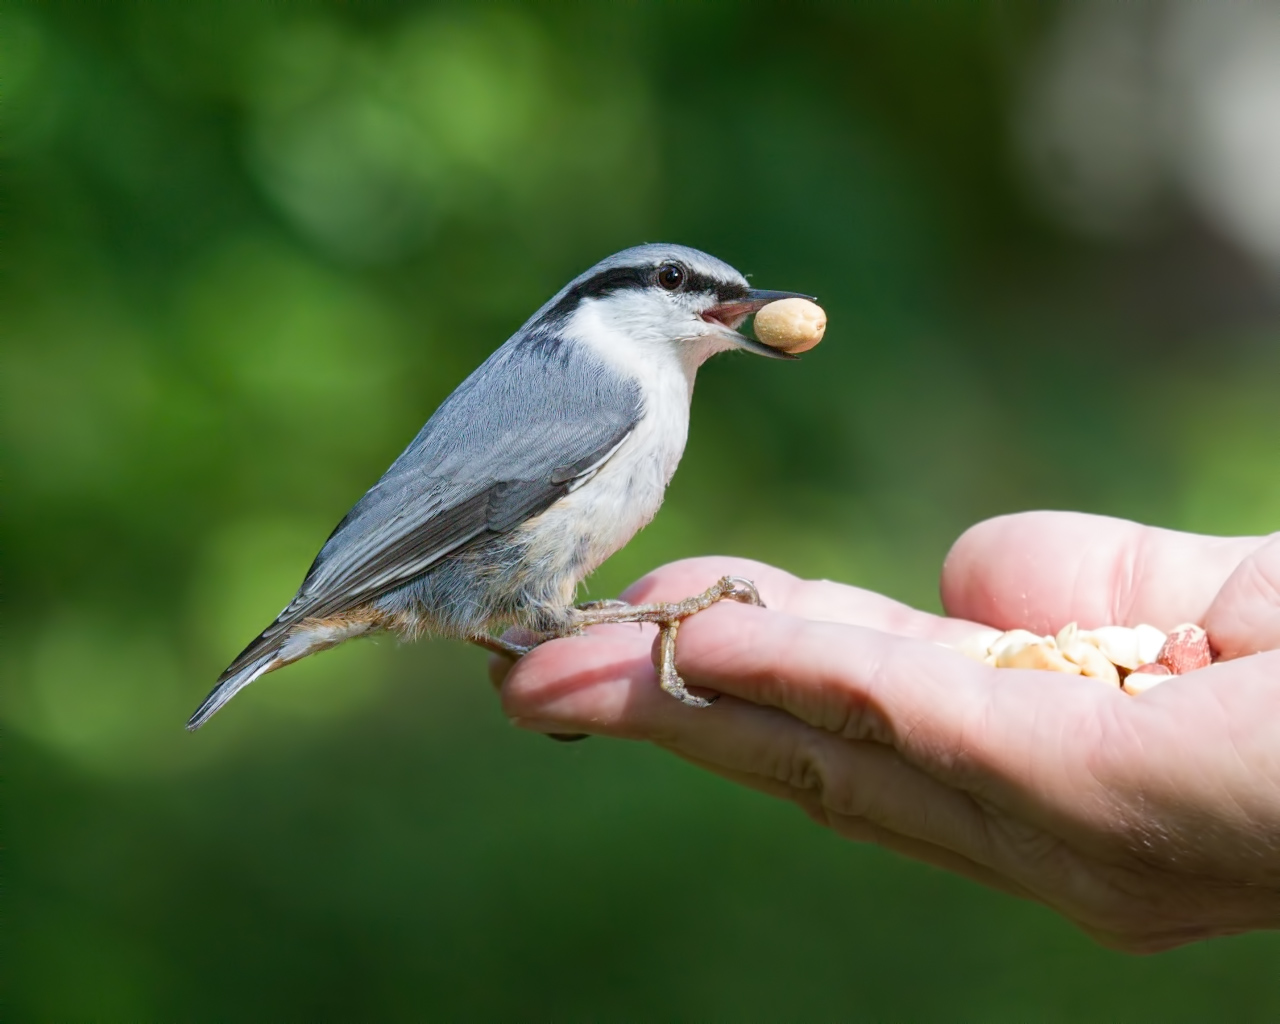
474,576,762,707
569,575,764,707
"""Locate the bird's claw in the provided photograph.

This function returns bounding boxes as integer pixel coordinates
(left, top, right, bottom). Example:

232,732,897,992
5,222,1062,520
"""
563,575,764,707
720,575,763,607
656,620,717,707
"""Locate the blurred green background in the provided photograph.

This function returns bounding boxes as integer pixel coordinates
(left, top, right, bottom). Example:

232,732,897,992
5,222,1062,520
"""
6,2,1279,1019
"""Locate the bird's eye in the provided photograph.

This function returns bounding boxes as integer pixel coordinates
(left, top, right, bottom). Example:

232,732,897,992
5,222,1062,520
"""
657,263,685,290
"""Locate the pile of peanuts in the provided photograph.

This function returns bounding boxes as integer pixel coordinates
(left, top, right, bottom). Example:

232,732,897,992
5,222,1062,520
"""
952,622,1213,694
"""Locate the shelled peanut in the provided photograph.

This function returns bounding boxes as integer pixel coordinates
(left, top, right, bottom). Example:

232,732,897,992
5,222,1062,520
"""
950,621,1212,694
752,298,827,353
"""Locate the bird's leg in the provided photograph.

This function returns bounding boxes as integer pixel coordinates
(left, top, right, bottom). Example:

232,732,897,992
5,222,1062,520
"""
474,600,627,655
470,630,587,743
568,575,764,708
575,597,630,612
468,633,540,659
571,575,763,628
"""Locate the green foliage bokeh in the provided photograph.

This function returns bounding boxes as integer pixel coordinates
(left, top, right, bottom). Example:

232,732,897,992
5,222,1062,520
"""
5,3,1278,1019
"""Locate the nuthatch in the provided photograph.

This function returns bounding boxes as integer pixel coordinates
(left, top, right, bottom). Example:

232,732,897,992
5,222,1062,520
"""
188,244,813,730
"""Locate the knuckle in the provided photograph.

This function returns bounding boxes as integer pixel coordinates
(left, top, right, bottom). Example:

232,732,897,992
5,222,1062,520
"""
777,734,872,820
778,734,828,798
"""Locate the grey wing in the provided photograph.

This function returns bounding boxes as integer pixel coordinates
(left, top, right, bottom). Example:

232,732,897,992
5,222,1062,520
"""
222,336,642,676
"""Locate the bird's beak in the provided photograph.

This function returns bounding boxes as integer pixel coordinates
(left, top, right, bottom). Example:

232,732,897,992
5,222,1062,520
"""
701,288,817,360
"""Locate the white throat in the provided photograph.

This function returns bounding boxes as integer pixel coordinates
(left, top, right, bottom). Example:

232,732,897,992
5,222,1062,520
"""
564,292,729,394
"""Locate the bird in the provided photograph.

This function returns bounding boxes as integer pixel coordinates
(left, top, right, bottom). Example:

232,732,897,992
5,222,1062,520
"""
187,243,813,730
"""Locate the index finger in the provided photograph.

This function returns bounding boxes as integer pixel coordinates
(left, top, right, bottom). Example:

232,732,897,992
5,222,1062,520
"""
616,556,989,644
671,600,1119,815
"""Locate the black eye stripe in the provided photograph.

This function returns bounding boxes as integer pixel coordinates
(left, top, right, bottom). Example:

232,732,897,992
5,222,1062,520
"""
700,275,748,302
542,262,748,322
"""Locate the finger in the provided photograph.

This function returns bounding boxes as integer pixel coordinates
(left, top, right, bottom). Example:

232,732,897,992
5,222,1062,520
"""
940,511,1266,634
505,627,1064,905
672,751,1037,902
668,601,1128,819
614,556,989,644
488,652,515,689
1204,534,1280,659
502,623,658,735
503,627,1005,868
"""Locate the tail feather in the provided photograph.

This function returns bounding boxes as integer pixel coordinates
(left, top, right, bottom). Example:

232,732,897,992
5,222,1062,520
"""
186,648,281,731
188,607,389,730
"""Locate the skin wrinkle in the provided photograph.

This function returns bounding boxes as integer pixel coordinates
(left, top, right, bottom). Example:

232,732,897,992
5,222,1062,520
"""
816,740,884,823
1103,702,1216,876
793,731,1002,876
1005,832,1239,950
1085,697,1158,859
790,733,833,805
721,701,808,793
1205,685,1260,842
1201,682,1280,883
1069,538,1096,629
979,805,1081,898
760,766,1019,899
751,616,867,741
936,670,1004,797
1116,528,1146,625
1087,683,1279,886
1096,856,1280,933
822,810,1037,901
836,646,892,746
788,620,843,734
965,801,1128,935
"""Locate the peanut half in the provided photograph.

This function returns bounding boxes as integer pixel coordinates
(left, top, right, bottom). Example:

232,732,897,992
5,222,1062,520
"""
753,298,827,353
1156,623,1212,675
1122,663,1173,695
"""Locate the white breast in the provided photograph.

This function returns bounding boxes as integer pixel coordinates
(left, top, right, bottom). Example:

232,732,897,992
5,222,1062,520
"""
516,294,723,605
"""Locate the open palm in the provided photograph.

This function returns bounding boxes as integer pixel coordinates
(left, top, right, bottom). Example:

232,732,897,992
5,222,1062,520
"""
499,512,1280,952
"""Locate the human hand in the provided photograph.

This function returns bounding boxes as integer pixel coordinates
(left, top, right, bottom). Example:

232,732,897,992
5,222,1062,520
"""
496,512,1280,951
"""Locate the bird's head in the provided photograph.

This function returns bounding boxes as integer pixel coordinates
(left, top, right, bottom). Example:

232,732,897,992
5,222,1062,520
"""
533,243,814,368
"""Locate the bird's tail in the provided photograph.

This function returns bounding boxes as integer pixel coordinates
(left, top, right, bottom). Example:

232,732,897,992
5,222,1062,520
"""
188,606,390,730
186,638,284,732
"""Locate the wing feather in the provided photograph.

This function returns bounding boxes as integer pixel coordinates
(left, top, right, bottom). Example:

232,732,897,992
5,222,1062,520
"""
218,336,641,679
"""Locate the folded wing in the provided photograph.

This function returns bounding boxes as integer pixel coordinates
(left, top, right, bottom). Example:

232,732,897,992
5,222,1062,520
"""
219,334,642,680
